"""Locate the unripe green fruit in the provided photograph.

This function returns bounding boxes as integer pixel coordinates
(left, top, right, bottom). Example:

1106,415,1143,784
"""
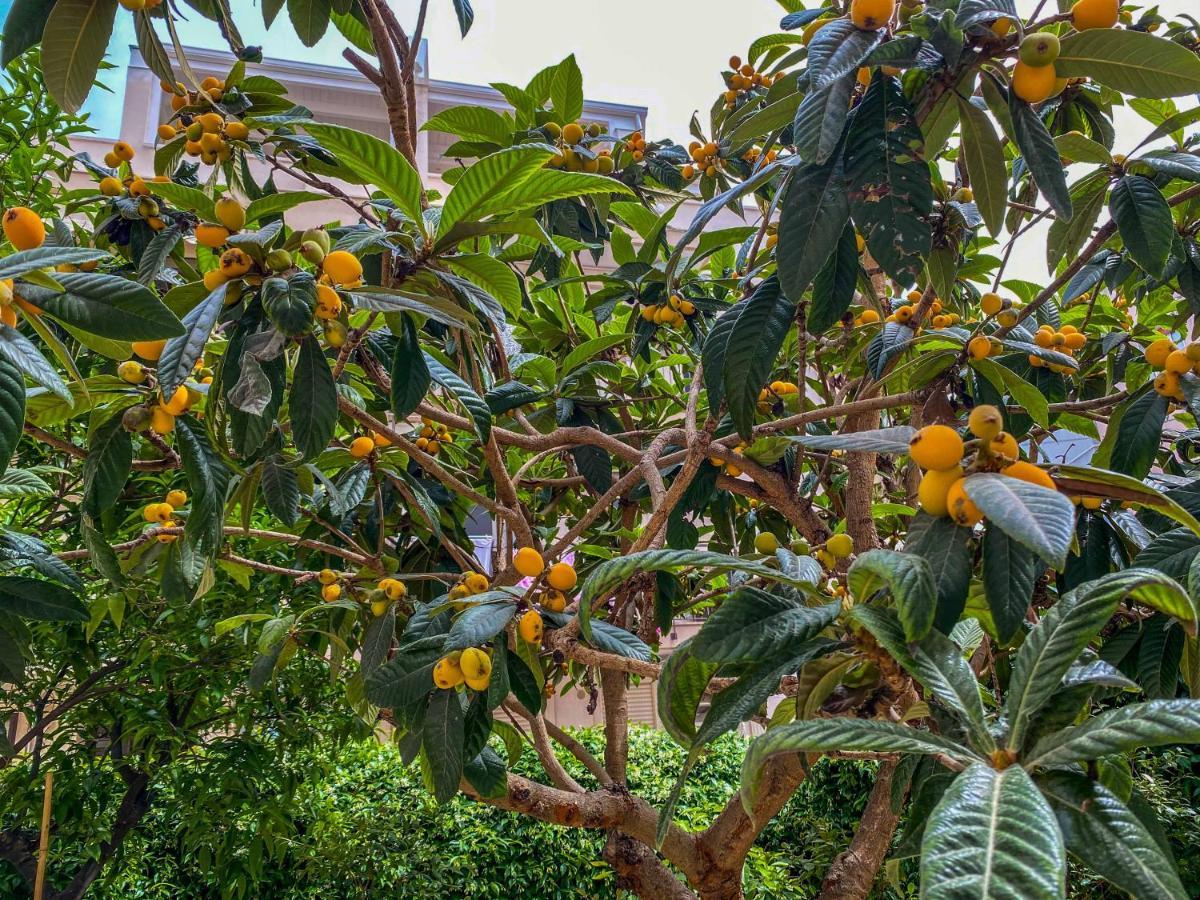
302,228,331,254
137,198,159,218
300,241,326,265
1019,32,1060,67
586,122,602,137
265,248,294,271
122,406,153,433
544,122,561,138
186,122,203,141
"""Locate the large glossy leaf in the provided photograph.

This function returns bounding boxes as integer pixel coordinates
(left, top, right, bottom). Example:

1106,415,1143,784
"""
41,0,117,113
1039,771,1187,900
24,272,183,341
390,314,431,419
290,334,337,462
793,74,854,164
436,144,554,238
443,602,515,652
1055,464,1200,536
157,282,227,396
0,360,25,479
1057,28,1200,99
921,763,1065,900
657,641,717,748
845,74,934,287
905,512,973,632
82,411,131,521
423,688,465,803
848,549,936,642
175,418,230,561
1005,569,1169,750
777,156,849,301
982,527,1038,644
0,324,69,401
692,587,839,663
260,455,299,526
723,275,794,440
962,474,1073,570
0,247,109,280
701,299,744,408
789,426,916,453
303,122,424,226
287,0,331,46
1026,699,1200,769
1109,175,1173,278
742,719,979,807
0,575,88,622
1009,93,1073,221
1,0,56,67
806,19,884,89
1105,388,1168,480
808,223,860,334
851,605,994,754
956,96,1007,236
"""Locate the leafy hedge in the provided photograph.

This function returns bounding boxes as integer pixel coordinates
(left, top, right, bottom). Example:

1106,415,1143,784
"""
68,727,873,899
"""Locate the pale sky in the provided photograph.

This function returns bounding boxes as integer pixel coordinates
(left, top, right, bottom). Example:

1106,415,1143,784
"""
71,0,1192,145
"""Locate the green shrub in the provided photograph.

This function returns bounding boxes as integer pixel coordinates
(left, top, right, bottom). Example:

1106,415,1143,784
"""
81,727,870,899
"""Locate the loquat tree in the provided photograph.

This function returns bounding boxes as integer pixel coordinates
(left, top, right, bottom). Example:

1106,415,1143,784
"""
2,0,1200,897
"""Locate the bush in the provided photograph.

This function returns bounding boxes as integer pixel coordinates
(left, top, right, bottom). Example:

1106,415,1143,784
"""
82,727,872,899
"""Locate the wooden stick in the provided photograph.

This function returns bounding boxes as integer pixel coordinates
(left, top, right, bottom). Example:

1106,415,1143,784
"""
34,769,53,900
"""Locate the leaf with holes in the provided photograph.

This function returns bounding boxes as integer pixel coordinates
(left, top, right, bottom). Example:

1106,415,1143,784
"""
844,74,933,288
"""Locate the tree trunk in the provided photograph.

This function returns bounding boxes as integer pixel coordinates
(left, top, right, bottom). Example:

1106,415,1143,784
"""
604,832,696,899
818,759,907,900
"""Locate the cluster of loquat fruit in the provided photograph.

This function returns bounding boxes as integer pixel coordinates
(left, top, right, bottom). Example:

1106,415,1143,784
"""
741,145,779,166
757,379,799,413
140,488,188,543
721,55,781,110
709,442,748,478
348,431,394,459
911,405,1061,526
157,74,250,165
1145,337,1200,402
544,121,615,173
412,417,453,456
1008,0,1119,104
639,293,696,329
886,290,957,329
1028,323,1087,372
683,140,721,181
622,130,648,163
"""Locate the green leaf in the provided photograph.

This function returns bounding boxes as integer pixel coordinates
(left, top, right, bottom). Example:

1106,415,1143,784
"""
1046,172,1108,270
263,273,316,337
723,275,794,440
1055,464,1200,537
244,191,328,224
1057,28,1200,99
1109,175,1173,278
742,719,979,807
146,181,217,223
850,606,994,753
549,53,583,123
291,334,337,462
0,324,69,401
578,548,818,640
0,247,109,280
365,650,440,709
175,418,229,561
435,144,554,239
904,513,974,632
287,0,331,47
1107,388,1167,480
443,602,515,652
82,411,131,520
303,122,424,226
1028,699,1200,769
41,0,117,113
157,282,227,397
360,605,396,676
260,455,299,526
962,473,1074,570
446,254,522,319
0,575,88,622
390,314,431,420
692,588,840,663
657,641,717,748
463,746,507,798
789,426,916,453
2,0,56,67
505,650,541,714
982,526,1038,644
695,639,833,749
0,360,25,479
848,549,936,642
845,74,934,287
971,358,1049,428
1038,771,1188,900
1009,92,1073,221
808,223,860,333
956,96,1008,236
778,156,850,301
23,272,184,341
423,689,465,803
701,299,745,408
423,353,492,443
921,764,1065,900
1006,569,1165,750
450,0,474,36
807,19,885,89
